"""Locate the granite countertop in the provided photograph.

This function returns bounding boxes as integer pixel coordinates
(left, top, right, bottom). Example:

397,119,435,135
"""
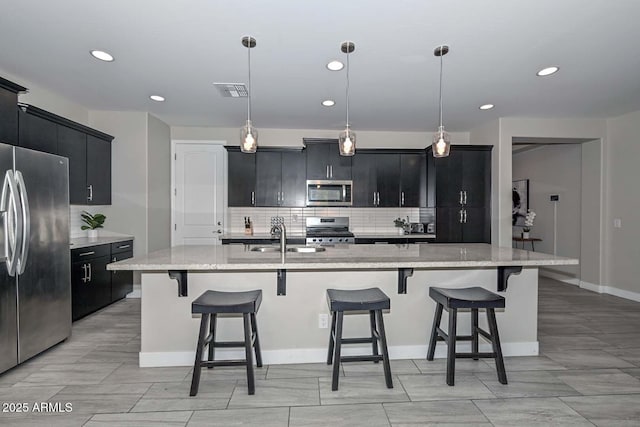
220,233,306,240
220,232,435,240
108,243,578,271
71,235,134,250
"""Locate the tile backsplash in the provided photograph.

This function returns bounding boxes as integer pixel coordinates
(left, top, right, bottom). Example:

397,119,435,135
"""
227,207,435,234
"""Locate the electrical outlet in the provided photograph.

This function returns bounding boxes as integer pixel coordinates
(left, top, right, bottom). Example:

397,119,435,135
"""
318,314,329,329
614,218,622,228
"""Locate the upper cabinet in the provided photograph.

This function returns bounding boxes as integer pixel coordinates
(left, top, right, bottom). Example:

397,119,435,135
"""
255,149,306,207
304,139,352,180
0,77,27,146
227,149,256,207
18,104,114,205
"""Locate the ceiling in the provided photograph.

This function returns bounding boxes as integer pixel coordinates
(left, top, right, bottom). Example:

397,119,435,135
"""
2,0,640,132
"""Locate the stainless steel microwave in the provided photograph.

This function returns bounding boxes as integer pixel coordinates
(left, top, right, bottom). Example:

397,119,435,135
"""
306,180,352,206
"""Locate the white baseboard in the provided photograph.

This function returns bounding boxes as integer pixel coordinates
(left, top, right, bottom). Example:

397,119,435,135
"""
539,269,580,286
540,270,640,303
139,341,539,367
126,284,141,299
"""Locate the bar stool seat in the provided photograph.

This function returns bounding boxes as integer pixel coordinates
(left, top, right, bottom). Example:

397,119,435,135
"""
190,289,263,396
326,287,393,391
427,286,507,386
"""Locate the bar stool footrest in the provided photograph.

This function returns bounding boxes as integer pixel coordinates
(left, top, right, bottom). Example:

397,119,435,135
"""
200,360,249,368
340,355,384,363
456,352,496,359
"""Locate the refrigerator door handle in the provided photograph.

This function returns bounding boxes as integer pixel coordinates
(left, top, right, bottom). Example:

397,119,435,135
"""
15,171,30,275
1,170,22,277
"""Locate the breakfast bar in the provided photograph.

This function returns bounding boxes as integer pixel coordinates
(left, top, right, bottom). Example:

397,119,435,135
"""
108,243,578,367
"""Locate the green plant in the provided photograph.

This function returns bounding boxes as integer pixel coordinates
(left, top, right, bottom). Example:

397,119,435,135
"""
394,217,407,228
81,211,106,230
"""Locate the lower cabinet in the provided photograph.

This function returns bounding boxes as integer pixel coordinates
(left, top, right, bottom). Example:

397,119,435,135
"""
71,240,134,321
354,237,435,244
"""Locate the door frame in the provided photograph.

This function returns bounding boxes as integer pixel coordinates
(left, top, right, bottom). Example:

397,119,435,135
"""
171,140,228,246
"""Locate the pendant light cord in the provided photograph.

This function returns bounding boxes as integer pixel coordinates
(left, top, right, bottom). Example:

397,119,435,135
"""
438,46,443,128
345,43,350,128
247,40,252,122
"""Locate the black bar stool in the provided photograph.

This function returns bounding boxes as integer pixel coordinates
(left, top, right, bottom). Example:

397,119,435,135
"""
189,289,263,396
426,286,507,386
326,287,393,391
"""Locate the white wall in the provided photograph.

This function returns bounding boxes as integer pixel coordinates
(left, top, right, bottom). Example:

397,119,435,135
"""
604,110,640,295
512,144,582,277
171,126,470,148
147,114,171,252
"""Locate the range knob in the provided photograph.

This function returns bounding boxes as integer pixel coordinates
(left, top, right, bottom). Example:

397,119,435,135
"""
312,238,316,242
329,238,333,242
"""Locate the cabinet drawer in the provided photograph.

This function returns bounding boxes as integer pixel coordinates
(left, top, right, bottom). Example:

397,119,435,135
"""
71,244,110,262
111,240,134,254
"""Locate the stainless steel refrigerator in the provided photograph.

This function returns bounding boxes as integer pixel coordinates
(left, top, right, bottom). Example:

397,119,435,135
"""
0,143,71,374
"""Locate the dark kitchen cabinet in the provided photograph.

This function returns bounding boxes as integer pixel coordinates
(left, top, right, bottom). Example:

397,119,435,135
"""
352,152,400,207
227,149,256,206
0,77,26,146
255,149,305,207
111,241,134,302
432,145,492,243
57,125,87,204
400,153,425,207
304,139,352,180
18,108,58,154
86,135,111,205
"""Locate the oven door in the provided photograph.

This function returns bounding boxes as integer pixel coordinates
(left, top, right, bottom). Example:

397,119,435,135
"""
306,180,352,206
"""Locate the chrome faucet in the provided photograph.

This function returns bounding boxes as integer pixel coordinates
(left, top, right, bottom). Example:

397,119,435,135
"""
270,223,287,253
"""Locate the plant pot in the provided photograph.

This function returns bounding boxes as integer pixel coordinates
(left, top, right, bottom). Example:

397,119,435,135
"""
397,228,405,235
522,231,530,239
87,229,99,240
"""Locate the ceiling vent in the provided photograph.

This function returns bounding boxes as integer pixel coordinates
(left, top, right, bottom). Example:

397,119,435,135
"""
214,83,248,98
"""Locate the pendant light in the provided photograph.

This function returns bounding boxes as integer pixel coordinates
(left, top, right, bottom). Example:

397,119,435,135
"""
338,41,356,156
240,36,258,153
432,45,450,158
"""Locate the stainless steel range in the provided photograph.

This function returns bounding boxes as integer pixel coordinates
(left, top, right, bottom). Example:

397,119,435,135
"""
305,217,354,245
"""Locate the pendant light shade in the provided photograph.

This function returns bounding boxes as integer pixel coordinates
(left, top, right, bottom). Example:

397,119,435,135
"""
240,36,257,153
339,41,356,156
432,45,450,158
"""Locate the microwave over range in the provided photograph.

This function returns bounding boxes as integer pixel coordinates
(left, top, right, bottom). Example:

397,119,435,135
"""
306,180,352,206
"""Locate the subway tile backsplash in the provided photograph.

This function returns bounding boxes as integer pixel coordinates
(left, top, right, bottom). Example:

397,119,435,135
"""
227,207,435,234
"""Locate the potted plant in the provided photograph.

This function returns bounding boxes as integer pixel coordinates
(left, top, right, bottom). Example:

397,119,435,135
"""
522,209,536,239
394,217,408,235
81,211,106,239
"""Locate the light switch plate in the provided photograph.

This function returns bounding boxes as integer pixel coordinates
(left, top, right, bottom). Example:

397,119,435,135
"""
614,218,622,228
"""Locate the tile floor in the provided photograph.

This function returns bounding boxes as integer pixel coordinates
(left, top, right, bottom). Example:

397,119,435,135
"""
1,276,640,426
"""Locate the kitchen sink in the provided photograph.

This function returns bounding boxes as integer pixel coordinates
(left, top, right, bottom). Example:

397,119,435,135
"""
286,246,326,253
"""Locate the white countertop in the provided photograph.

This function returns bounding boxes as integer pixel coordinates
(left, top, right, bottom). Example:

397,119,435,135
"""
107,243,578,271
220,232,435,240
71,235,134,249
220,233,306,239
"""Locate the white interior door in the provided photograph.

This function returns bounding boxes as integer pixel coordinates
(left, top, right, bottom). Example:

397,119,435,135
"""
173,143,225,245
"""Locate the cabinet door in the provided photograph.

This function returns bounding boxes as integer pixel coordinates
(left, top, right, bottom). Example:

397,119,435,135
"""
462,150,491,208
111,250,133,302
281,151,306,207
86,135,111,205
227,151,256,206
435,207,463,243
18,110,58,154
88,255,112,311
462,207,490,243
57,125,87,204
376,154,400,207
71,260,91,321
351,153,377,207
0,90,18,145
255,151,282,206
434,150,463,207
305,143,329,180
327,144,352,179
400,153,424,207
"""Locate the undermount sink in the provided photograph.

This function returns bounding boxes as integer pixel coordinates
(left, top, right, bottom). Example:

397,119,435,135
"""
286,246,326,253
250,246,280,252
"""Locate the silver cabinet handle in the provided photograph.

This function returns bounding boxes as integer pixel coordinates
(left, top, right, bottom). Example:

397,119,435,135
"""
81,263,88,283
401,192,405,206
216,230,222,234
117,244,131,249
281,192,285,205
79,251,95,257
112,257,117,275
251,191,255,206
373,192,376,205
376,192,380,206
463,209,467,224
15,171,30,275
326,165,330,178
276,192,280,205
459,190,464,205
87,184,93,202
463,190,467,205
330,165,333,178
459,209,464,223
88,262,92,282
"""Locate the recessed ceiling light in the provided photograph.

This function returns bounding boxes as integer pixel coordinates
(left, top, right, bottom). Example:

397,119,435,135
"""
90,50,114,62
537,66,559,77
327,60,344,71
322,99,335,107
479,104,494,110
150,95,165,102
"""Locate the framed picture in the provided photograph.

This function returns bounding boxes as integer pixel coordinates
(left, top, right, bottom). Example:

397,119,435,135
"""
512,179,529,226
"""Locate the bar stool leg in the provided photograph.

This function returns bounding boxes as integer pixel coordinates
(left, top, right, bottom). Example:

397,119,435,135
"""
369,310,379,363
487,308,508,385
327,311,337,365
375,309,393,389
242,313,256,395
207,314,217,368
190,313,209,396
427,303,443,361
250,312,263,368
331,311,344,391
446,308,457,386
471,309,479,360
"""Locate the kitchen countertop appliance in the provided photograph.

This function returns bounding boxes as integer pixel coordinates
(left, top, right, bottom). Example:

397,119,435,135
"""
0,143,70,374
305,217,354,245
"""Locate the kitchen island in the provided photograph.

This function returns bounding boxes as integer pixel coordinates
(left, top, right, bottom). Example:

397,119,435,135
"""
108,243,577,367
